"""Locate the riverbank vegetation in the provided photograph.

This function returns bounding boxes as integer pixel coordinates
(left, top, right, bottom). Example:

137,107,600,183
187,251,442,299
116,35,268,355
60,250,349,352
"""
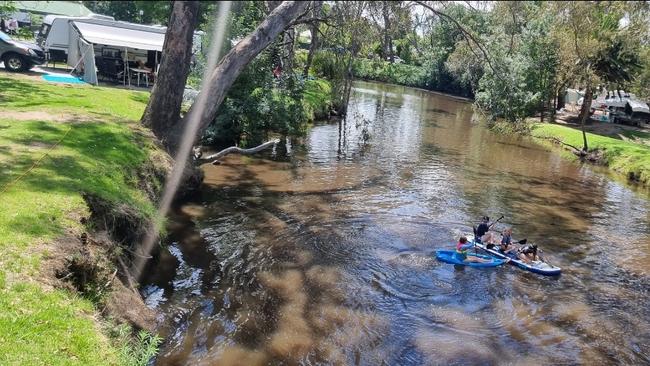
0,74,163,365
531,123,650,184
330,1,649,185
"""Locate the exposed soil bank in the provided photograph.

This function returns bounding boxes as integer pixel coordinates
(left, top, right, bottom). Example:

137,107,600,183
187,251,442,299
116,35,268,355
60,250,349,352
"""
0,72,170,364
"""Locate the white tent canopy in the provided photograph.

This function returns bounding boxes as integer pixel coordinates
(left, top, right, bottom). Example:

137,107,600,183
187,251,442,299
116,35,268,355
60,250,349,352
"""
72,21,165,51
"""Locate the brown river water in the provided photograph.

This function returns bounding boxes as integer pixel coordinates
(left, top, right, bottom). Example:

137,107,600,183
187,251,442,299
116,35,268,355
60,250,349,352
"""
142,81,650,365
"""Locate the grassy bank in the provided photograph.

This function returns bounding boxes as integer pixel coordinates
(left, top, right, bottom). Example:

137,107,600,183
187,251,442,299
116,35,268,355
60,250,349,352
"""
0,73,163,365
530,123,650,185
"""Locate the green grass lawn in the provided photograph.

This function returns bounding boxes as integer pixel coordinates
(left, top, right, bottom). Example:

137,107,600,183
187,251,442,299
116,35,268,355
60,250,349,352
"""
0,73,158,365
531,123,650,184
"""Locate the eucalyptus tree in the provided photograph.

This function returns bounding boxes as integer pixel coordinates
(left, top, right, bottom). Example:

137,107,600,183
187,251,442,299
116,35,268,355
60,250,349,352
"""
553,1,647,150
141,1,310,151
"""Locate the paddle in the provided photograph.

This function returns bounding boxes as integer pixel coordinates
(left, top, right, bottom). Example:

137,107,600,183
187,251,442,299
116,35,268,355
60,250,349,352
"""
537,247,555,267
489,215,505,229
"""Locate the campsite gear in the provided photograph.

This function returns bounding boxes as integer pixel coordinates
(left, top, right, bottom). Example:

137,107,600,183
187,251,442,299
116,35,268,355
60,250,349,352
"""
435,250,507,268
473,240,561,276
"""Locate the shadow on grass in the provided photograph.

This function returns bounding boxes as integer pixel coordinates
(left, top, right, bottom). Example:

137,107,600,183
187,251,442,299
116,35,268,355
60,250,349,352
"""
545,121,650,143
0,120,152,227
0,75,50,104
130,93,150,105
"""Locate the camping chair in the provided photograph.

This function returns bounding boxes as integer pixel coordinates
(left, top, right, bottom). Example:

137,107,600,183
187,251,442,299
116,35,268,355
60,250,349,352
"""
104,59,125,84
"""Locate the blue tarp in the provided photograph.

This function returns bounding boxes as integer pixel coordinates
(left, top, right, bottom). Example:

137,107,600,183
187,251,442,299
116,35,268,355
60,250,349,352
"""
42,74,85,84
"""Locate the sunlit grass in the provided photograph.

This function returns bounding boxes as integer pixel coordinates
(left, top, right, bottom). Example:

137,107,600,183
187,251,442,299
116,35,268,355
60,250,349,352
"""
0,72,158,365
0,73,149,119
531,123,650,184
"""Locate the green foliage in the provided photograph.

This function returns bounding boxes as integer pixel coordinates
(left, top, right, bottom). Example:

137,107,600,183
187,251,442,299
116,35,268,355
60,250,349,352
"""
202,51,314,148
111,324,161,366
630,46,650,101
311,50,346,80
353,58,429,89
475,54,540,122
195,1,332,148
303,78,332,120
475,6,559,122
83,1,171,25
0,1,15,17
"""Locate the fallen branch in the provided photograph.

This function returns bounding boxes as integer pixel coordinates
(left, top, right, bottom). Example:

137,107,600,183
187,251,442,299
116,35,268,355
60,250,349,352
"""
538,136,587,156
199,139,280,163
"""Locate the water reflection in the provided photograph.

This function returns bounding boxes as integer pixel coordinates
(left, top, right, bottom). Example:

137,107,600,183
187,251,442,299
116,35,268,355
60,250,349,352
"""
143,81,650,365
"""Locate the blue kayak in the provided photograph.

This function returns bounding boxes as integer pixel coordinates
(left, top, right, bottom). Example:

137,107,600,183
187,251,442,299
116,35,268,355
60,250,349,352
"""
435,250,507,267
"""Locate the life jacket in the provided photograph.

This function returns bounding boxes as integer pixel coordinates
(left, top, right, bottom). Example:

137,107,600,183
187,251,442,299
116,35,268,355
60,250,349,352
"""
456,241,468,254
519,244,537,255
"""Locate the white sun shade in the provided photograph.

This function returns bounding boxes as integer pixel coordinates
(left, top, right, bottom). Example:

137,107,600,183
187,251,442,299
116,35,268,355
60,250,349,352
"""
72,21,164,51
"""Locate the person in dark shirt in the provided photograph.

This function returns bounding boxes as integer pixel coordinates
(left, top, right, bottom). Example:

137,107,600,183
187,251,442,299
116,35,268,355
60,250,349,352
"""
474,216,491,244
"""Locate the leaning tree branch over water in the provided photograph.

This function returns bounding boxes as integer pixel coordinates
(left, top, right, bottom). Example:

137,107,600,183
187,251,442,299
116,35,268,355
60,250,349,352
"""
198,139,280,164
144,1,310,153
166,1,310,152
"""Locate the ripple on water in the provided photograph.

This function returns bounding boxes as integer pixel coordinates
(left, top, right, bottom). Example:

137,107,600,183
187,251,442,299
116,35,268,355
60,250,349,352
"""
146,80,650,365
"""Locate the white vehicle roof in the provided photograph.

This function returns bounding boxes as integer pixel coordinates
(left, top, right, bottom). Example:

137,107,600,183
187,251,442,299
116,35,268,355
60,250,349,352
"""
43,14,114,25
627,99,650,114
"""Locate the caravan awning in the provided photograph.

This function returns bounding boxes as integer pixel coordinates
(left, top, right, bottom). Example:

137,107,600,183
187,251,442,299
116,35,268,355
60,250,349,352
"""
72,21,165,51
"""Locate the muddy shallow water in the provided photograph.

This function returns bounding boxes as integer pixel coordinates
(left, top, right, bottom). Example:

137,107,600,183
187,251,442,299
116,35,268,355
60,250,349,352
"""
142,81,650,365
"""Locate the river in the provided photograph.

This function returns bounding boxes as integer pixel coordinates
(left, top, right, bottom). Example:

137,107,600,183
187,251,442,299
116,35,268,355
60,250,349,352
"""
142,81,650,365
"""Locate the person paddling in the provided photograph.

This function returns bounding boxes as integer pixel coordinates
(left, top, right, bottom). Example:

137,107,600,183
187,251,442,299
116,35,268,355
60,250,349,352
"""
455,236,489,263
474,216,500,246
499,227,514,252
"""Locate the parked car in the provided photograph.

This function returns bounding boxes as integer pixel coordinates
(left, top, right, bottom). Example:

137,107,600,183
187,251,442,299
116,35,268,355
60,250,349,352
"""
0,31,46,72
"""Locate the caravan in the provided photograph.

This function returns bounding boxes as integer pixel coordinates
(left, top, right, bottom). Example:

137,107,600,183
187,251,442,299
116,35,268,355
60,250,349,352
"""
37,15,165,64
36,15,203,86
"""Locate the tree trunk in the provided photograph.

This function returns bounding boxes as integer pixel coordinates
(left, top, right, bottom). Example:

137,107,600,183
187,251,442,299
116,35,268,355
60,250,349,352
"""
302,1,322,78
382,1,393,63
162,1,309,152
282,27,296,73
578,83,592,151
302,23,318,77
556,86,565,110
341,54,354,115
141,1,199,145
